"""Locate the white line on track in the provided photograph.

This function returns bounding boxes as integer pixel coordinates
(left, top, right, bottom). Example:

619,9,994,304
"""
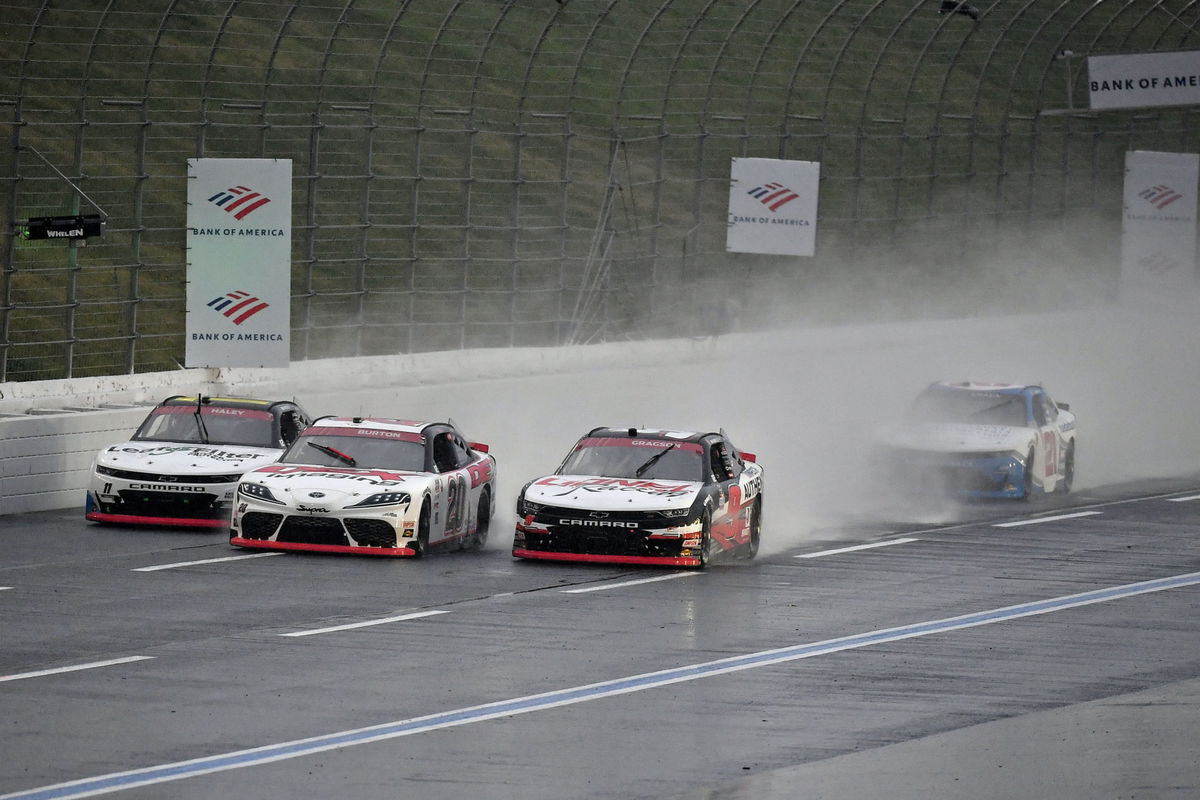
993,511,1103,528
279,609,450,637
0,587,11,591
561,572,698,593
132,552,282,572
794,538,919,559
7,571,1198,800
1166,494,1200,503
0,656,155,684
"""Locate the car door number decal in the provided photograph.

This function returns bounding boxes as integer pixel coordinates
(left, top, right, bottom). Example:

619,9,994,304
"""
445,473,467,536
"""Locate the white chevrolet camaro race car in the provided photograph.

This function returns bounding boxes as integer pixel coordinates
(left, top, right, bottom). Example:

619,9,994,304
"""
85,396,310,528
880,381,1077,499
230,417,497,557
513,427,763,568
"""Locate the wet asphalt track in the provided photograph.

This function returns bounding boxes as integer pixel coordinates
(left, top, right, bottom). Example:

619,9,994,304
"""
2,477,1199,800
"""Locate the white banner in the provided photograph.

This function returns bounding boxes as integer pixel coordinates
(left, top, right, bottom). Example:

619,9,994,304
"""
1120,150,1199,298
186,158,292,368
726,158,819,257
1088,50,1200,110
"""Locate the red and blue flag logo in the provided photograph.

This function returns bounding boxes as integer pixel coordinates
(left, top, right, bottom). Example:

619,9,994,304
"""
208,290,269,325
207,185,272,220
746,181,799,211
1137,185,1183,210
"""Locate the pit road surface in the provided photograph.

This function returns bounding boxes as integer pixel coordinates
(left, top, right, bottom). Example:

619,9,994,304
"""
3,476,1198,800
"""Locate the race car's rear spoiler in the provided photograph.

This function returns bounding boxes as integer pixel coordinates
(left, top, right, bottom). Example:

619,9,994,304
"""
470,441,490,453
740,451,756,463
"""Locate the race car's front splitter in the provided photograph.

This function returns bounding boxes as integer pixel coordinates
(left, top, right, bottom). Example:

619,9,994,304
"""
511,547,701,568
230,536,418,557
86,510,229,528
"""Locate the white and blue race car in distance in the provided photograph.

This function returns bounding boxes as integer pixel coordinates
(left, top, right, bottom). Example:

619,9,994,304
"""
880,381,1076,500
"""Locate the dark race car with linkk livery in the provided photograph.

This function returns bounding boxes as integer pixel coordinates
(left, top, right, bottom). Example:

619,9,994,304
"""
513,427,763,568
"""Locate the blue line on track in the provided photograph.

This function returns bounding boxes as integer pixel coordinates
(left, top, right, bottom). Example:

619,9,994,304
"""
6,571,1199,800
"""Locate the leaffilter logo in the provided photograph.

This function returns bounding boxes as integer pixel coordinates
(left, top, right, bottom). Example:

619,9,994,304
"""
207,185,272,219
208,290,269,325
1138,185,1182,209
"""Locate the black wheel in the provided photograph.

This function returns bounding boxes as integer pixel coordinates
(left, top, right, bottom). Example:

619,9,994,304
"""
696,510,712,569
742,499,761,559
1059,442,1075,495
412,501,431,557
1021,449,1035,500
470,490,491,550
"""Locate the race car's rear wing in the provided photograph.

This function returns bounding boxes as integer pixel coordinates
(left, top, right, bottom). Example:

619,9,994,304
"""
740,451,756,463
470,441,490,454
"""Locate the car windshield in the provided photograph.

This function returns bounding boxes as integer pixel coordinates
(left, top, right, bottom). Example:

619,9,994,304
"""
280,434,426,471
907,388,1029,427
133,407,276,447
559,440,704,482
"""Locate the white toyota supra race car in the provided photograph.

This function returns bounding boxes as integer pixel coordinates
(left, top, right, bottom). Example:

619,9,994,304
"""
230,417,497,557
85,395,310,528
879,381,1077,500
513,427,763,568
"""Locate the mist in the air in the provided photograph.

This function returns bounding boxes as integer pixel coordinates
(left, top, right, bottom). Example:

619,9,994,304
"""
294,231,1200,559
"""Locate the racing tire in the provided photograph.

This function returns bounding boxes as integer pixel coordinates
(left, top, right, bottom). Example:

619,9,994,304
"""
1059,442,1075,495
469,490,491,550
742,498,761,560
412,500,431,557
696,510,713,569
1021,449,1035,501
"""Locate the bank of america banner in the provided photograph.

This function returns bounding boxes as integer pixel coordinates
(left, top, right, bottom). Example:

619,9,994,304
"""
727,158,819,257
186,158,292,367
1120,150,1198,298
1088,50,1200,110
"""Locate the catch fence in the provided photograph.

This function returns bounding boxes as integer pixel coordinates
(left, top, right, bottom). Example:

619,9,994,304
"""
2,0,1198,381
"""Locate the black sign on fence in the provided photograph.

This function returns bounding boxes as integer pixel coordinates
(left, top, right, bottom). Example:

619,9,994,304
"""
21,214,105,242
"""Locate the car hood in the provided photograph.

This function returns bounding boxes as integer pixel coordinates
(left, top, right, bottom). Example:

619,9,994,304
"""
883,423,1035,454
244,464,427,508
96,441,281,475
524,474,701,512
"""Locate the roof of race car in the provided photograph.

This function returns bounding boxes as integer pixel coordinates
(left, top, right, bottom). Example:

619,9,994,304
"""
305,416,435,435
582,427,712,445
158,395,294,410
933,381,1035,395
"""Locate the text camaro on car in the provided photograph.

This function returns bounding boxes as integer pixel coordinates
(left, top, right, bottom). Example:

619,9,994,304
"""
86,395,310,527
229,417,497,557
513,427,763,568
879,381,1077,499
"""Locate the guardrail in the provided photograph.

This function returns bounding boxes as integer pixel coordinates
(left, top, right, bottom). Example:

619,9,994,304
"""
0,338,718,517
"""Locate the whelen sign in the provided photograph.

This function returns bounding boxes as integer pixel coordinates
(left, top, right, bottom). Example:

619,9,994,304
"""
22,214,104,242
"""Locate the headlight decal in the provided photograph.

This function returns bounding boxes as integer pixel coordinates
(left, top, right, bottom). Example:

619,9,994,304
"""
238,482,282,504
349,492,411,508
